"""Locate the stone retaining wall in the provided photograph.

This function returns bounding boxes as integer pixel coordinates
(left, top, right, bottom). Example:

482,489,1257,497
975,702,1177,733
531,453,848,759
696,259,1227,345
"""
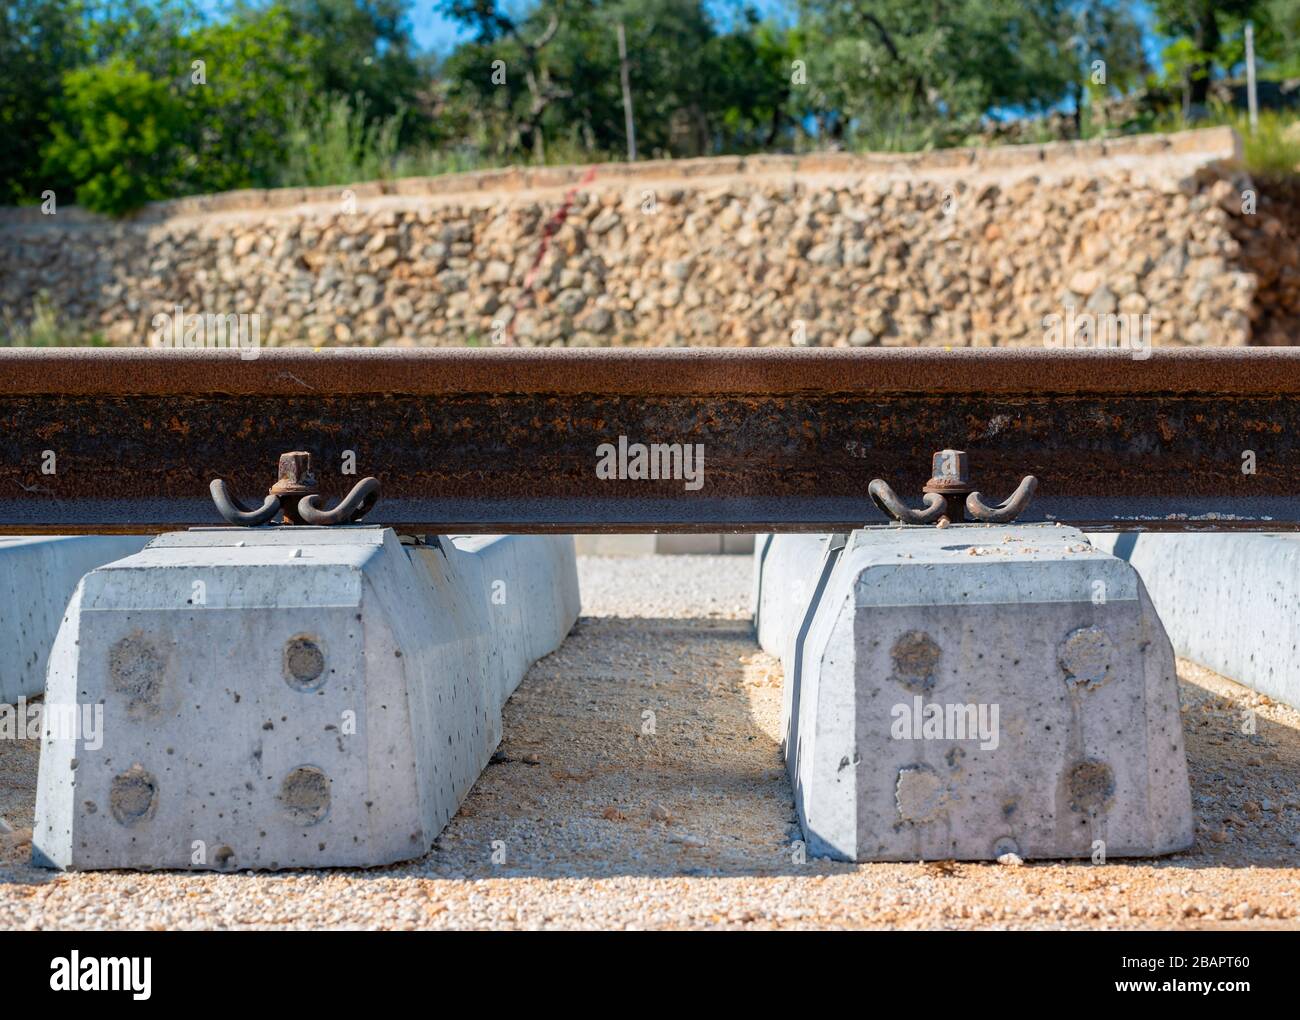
3,126,1294,349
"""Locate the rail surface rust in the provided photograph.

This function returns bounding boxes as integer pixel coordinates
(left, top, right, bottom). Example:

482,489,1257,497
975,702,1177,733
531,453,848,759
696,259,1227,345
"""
1,347,1299,534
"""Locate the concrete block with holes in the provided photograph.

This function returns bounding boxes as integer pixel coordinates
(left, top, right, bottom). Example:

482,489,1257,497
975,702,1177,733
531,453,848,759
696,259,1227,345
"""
32,527,579,870
0,536,151,703
756,524,1193,862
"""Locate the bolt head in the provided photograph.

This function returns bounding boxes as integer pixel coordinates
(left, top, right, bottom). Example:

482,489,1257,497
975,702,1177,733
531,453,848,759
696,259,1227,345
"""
923,449,971,501
271,451,317,497
277,451,313,484
931,449,967,482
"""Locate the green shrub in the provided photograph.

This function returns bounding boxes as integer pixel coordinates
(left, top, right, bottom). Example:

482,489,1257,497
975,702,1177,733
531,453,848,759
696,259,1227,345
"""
42,56,187,215
279,94,403,187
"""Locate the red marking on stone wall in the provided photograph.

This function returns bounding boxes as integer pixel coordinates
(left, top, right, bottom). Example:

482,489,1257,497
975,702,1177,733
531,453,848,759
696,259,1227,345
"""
499,167,598,346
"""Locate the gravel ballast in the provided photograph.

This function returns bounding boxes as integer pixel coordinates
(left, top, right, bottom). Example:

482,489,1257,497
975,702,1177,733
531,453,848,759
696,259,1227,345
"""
1,553,1298,930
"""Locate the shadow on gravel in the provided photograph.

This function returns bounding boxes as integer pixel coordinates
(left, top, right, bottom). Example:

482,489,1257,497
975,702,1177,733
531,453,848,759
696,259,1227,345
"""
413,635,1300,880
1170,669,1300,870
412,614,817,880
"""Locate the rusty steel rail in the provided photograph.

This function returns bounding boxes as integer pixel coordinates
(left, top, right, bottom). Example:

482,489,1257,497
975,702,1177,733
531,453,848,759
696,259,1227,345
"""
2,346,1300,534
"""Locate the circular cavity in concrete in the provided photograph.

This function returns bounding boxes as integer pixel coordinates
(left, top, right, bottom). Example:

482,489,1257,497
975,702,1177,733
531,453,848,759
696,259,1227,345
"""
895,764,947,822
1067,758,1115,813
109,764,159,826
108,632,166,718
992,835,1021,858
889,630,941,693
283,635,327,691
279,765,331,825
1059,626,1114,691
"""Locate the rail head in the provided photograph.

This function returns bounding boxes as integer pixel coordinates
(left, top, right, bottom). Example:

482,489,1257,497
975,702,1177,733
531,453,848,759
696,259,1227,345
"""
4,346,1300,396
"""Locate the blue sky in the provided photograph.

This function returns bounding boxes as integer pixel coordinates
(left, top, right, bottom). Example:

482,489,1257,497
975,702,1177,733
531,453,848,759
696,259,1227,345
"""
411,0,800,55
200,0,1166,64
405,2,470,54
195,1,800,56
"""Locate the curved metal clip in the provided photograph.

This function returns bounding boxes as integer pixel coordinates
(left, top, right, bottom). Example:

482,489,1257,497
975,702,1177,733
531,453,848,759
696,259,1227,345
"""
965,476,1039,523
297,477,382,526
210,479,282,527
869,479,949,525
209,452,382,528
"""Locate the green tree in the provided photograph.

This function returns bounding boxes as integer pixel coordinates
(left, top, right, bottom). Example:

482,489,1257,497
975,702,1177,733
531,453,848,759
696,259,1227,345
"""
183,4,321,193
437,0,790,161
42,55,188,213
1266,0,1300,76
1062,0,1149,136
438,0,591,162
0,0,199,205
82,0,195,71
36,4,326,211
601,0,721,157
706,19,799,152
0,0,91,203
1151,0,1264,108
284,0,428,139
792,0,1082,147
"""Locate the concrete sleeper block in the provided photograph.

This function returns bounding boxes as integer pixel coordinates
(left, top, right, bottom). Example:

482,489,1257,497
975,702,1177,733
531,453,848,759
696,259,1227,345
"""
757,525,1193,862
32,528,578,871
0,536,151,703
1092,532,1300,712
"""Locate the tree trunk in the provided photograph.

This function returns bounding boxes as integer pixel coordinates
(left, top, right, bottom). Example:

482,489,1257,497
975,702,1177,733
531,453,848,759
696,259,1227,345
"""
765,100,785,148
1189,6,1220,108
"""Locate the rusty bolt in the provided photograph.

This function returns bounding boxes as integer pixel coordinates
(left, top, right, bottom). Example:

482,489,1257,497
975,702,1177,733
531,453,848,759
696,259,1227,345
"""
923,449,972,496
921,449,972,523
269,451,318,525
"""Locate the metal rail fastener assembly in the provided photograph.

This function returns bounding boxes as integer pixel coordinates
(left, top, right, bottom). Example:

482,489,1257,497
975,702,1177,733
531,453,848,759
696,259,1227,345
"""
210,451,380,527
870,449,1038,526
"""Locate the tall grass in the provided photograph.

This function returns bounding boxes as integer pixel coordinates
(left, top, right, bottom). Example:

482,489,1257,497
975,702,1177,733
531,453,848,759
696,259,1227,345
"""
846,98,983,154
1151,103,1300,176
280,95,404,188
1234,109,1300,176
388,135,618,181
0,291,107,347
390,146,484,179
